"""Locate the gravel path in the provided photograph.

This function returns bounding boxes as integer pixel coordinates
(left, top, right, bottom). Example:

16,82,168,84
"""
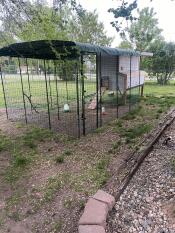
107,120,175,233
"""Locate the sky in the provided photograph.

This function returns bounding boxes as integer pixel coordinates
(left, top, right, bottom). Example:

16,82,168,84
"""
78,0,175,47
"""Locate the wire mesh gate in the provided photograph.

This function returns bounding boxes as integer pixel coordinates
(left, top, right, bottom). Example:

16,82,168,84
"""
0,52,142,138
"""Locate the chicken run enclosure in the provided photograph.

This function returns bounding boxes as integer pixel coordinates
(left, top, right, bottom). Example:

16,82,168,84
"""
0,40,150,137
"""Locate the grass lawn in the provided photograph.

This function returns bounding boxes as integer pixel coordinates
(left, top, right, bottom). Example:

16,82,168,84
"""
144,80,175,97
0,75,96,108
0,79,175,232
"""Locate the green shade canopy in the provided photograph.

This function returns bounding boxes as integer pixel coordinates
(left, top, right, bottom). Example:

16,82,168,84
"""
0,40,140,60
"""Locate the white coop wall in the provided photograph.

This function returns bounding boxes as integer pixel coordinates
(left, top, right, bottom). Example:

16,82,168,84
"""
100,54,144,92
119,56,139,72
119,56,144,89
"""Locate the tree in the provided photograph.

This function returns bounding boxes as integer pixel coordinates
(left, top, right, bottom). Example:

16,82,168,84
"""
0,0,113,47
108,0,174,34
143,41,175,85
120,7,163,51
70,10,113,46
118,40,133,49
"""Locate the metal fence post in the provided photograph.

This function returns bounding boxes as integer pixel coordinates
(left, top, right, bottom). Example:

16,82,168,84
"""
139,56,141,96
25,58,32,111
54,62,60,120
76,61,81,138
18,57,28,124
129,55,132,111
116,56,119,118
44,60,51,129
80,53,86,136
0,66,8,119
99,52,102,127
96,53,99,128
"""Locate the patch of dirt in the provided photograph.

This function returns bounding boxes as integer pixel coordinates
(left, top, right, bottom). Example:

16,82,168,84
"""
162,201,175,226
0,107,174,233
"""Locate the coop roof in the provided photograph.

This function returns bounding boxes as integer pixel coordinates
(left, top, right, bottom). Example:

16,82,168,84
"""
0,40,140,60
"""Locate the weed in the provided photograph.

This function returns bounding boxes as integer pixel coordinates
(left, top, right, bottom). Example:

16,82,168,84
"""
79,199,86,210
55,155,64,164
170,156,175,171
5,151,35,183
157,109,163,114
121,124,152,140
96,158,110,170
108,148,115,154
23,127,54,144
0,134,11,152
24,139,37,149
115,120,123,128
51,220,63,232
16,123,25,129
44,176,62,201
53,133,74,143
63,198,74,209
63,149,72,156
13,155,28,167
0,217,4,227
122,106,142,120
112,141,121,150
94,158,110,187
8,211,20,221
94,127,106,134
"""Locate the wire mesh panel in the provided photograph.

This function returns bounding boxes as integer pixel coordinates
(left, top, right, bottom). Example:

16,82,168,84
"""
0,58,25,122
81,54,98,135
50,59,80,137
101,56,119,124
0,52,143,138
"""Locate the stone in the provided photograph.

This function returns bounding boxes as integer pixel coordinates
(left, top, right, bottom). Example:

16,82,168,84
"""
93,190,115,210
79,198,108,227
78,225,105,233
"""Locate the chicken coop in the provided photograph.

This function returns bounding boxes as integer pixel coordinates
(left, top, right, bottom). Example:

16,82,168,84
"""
0,40,150,137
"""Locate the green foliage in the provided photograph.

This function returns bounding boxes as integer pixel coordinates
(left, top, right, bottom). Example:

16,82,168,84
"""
143,41,175,85
63,198,74,209
70,10,113,46
171,156,175,171
128,7,162,51
63,149,72,156
51,220,63,232
108,0,138,34
55,155,65,164
44,176,62,201
0,134,11,152
122,106,142,120
0,0,113,47
118,40,133,49
13,154,29,167
55,149,72,164
121,124,151,140
23,127,54,145
96,157,110,170
79,199,86,210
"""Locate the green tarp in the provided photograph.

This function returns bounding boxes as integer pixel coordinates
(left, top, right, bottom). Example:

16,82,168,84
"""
0,40,140,60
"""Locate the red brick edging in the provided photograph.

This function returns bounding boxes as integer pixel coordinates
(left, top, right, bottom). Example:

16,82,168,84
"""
78,190,115,233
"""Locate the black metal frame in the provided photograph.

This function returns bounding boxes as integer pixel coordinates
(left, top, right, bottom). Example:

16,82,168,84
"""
0,66,8,119
18,57,28,124
0,52,142,138
44,59,51,129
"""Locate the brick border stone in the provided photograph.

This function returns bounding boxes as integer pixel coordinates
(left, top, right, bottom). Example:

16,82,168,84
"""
78,190,115,233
